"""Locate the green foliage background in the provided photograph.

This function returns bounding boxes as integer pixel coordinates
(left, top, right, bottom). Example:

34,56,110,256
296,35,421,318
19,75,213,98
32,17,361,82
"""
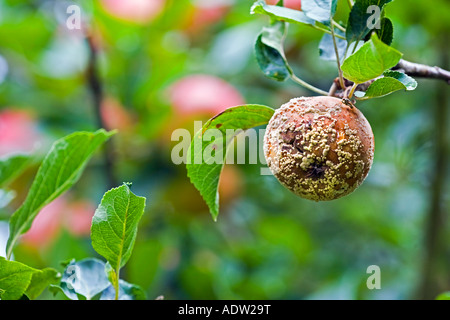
0,0,449,299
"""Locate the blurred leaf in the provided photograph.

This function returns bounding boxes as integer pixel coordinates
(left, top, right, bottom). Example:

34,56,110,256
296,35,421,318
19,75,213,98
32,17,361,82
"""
355,70,417,99
364,17,394,45
52,258,110,300
0,189,15,209
436,292,450,300
0,154,32,188
6,129,115,259
127,239,163,290
251,0,315,26
0,12,52,61
100,280,146,300
206,22,260,76
302,0,338,25
319,29,347,61
25,268,61,300
342,33,402,84
255,21,292,81
91,184,146,275
346,0,393,44
258,216,313,259
187,104,274,221
0,257,36,300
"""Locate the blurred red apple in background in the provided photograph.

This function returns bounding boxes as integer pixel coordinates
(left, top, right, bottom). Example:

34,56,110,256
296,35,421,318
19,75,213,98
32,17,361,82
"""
21,198,66,248
101,97,135,131
168,74,245,117
21,197,96,249
164,74,245,140
0,109,42,157
100,0,166,24
63,201,97,237
183,0,232,33
266,0,301,10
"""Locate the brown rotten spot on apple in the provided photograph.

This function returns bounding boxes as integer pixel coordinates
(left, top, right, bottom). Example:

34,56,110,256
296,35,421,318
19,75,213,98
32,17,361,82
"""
264,96,375,201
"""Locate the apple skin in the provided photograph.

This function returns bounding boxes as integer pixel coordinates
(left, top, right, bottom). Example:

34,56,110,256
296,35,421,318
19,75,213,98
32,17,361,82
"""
264,96,374,201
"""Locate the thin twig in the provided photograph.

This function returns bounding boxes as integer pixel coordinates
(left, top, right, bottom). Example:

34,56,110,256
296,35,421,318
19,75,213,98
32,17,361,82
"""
314,25,346,40
332,20,346,33
328,82,338,96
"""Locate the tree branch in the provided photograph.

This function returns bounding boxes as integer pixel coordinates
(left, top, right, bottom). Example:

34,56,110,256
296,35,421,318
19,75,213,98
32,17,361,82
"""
417,80,449,298
330,59,450,99
393,59,450,84
85,34,118,190
415,39,450,300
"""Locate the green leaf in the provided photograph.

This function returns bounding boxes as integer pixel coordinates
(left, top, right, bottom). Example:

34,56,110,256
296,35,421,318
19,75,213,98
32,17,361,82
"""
52,258,146,301
251,0,315,26
25,267,60,300
302,0,338,25
186,104,274,221
346,0,393,44
52,258,110,300
355,70,417,99
0,257,36,300
364,17,394,45
436,292,450,300
319,29,347,61
0,262,67,300
255,20,292,81
100,280,147,300
382,69,418,89
91,183,146,275
0,154,32,188
341,33,402,84
6,129,114,259
378,18,393,45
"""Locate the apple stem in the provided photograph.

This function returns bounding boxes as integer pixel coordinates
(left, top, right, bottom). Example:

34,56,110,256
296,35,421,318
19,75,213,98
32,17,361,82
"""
290,74,329,96
347,83,358,99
